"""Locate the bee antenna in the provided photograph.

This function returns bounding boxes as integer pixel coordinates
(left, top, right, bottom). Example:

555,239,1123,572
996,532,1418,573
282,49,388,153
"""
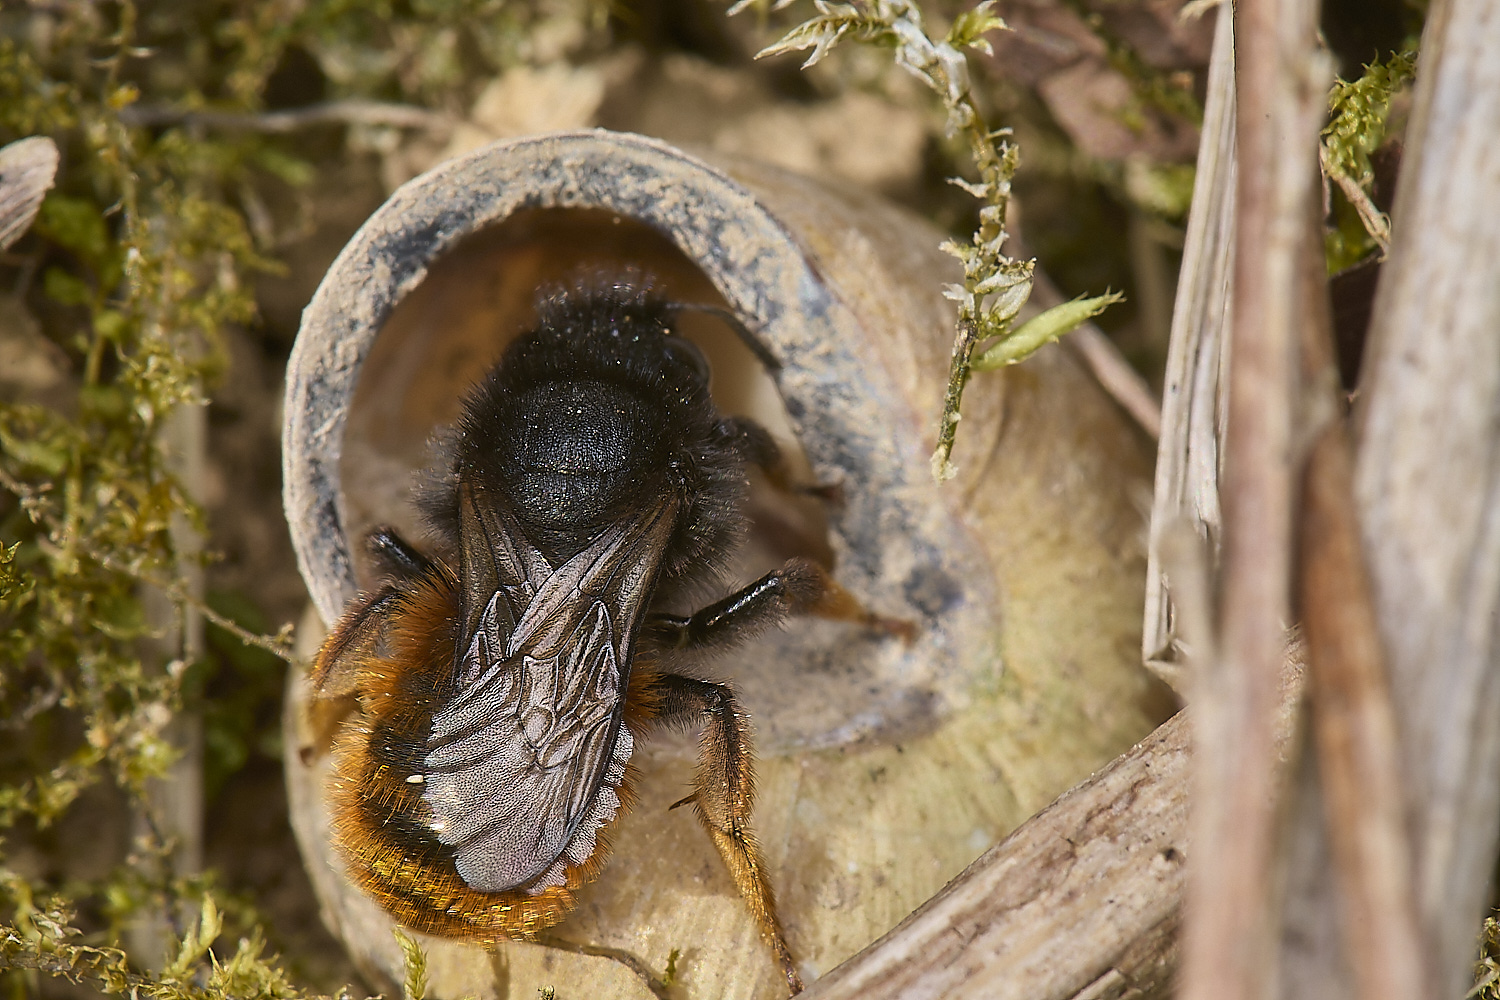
665,302,781,373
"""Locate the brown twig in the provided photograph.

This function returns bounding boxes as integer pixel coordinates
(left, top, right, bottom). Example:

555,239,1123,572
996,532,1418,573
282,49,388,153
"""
802,711,1194,1000
1320,145,1392,255
535,935,670,1000
1299,424,1427,1000
800,641,1308,1000
1177,0,1328,997
1026,265,1161,440
1284,149,1427,999
1064,325,1162,439
0,931,140,990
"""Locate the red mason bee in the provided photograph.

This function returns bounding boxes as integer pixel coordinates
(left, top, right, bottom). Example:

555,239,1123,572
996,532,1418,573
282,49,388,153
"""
312,280,897,995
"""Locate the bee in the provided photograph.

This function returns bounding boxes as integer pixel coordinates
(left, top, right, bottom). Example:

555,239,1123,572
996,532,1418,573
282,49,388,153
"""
311,280,897,995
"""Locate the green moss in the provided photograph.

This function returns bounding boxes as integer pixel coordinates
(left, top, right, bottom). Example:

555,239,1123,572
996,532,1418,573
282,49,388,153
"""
393,929,429,1000
0,2,586,994
1321,47,1417,270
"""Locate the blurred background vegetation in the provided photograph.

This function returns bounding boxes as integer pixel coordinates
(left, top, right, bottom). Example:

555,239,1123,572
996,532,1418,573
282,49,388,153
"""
0,0,1423,995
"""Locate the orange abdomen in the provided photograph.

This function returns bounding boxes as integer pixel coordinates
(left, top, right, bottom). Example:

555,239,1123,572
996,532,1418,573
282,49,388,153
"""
321,572,622,941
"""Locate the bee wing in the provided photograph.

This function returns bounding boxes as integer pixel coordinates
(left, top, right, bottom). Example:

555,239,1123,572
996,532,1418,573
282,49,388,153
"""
422,496,678,893
455,477,551,654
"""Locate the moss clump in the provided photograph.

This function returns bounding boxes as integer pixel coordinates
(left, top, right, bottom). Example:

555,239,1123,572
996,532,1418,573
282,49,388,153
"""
0,1,591,994
1321,47,1417,270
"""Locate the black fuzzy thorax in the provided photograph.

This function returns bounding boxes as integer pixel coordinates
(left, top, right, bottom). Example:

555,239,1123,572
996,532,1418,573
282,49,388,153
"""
426,285,751,582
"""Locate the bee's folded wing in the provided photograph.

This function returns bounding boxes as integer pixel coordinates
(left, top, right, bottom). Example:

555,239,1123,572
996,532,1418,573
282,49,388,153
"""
423,498,677,892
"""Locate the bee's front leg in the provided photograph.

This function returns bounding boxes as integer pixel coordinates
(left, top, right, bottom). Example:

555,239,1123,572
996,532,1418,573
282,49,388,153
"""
644,558,912,651
644,673,804,997
365,524,437,580
312,527,436,696
716,416,842,503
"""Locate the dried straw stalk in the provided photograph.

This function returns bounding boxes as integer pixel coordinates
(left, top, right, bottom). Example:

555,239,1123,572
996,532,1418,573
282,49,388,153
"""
1176,0,1327,994
1347,0,1500,993
1278,194,1425,1000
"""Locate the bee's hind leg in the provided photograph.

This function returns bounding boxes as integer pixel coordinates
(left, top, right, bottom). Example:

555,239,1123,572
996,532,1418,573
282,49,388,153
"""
643,673,804,997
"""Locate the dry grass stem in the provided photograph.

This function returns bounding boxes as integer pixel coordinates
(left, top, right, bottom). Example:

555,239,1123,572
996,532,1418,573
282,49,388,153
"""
1299,423,1426,1000
1155,518,1217,699
1142,9,1234,675
1064,325,1162,439
1177,0,1328,997
1351,0,1500,991
1279,169,1425,1000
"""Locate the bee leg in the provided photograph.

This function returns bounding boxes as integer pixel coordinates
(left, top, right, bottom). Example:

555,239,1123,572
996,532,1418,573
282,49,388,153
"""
646,558,914,651
365,525,436,582
663,302,782,373
310,528,436,697
646,673,804,996
311,584,401,696
717,417,842,503
646,558,821,652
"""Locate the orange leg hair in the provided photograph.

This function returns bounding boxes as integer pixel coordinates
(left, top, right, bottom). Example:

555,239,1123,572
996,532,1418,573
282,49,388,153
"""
633,555,922,996
645,674,803,996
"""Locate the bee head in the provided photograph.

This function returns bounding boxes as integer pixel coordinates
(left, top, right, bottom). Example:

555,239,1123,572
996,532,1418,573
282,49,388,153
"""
528,282,712,395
